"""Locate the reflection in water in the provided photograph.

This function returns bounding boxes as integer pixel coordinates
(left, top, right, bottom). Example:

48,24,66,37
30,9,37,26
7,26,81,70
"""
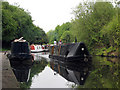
12,69,31,82
20,57,48,89
9,59,33,82
31,52,49,61
30,65,76,88
78,56,120,88
50,58,92,86
16,52,120,89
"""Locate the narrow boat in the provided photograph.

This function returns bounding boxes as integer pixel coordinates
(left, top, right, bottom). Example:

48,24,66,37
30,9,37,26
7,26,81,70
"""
7,37,34,82
49,42,91,62
7,37,34,69
30,44,49,53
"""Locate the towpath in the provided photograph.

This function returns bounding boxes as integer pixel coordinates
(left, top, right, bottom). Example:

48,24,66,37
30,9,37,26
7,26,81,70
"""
1,52,20,89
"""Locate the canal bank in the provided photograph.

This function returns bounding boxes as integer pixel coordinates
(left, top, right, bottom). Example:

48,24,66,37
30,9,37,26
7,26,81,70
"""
1,52,20,88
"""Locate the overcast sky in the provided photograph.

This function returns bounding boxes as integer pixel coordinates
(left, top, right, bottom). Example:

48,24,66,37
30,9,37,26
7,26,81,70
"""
6,0,82,33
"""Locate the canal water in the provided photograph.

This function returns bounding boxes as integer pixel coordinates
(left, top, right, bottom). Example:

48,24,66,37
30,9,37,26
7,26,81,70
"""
20,52,120,89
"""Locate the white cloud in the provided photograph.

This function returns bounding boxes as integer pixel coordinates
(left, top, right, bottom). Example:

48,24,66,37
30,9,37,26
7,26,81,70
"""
6,0,81,33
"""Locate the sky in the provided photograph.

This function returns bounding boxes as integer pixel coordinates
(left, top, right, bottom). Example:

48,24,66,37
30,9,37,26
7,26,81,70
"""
6,0,82,33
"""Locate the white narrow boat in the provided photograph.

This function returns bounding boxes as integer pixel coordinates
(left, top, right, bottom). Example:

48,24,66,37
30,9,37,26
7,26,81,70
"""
30,44,48,53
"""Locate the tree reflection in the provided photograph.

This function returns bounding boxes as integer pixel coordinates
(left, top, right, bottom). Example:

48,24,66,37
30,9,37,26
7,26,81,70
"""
77,56,120,88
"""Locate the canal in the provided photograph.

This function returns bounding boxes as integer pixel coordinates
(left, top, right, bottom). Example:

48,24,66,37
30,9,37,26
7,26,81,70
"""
20,52,120,89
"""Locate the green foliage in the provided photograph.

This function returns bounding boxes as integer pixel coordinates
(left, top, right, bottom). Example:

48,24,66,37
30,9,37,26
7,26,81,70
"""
2,2,18,41
70,1,119,55
100,15,120,47
47,22,72,44
54,22,72,42
2,1,48,48
47,30,55,44
60,31,74,43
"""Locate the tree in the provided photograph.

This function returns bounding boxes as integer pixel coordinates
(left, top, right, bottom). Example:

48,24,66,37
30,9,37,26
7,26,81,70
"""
47,22,72,44
47,30,55,44
60,31,73,43
2,1,48,48
71,1,115,50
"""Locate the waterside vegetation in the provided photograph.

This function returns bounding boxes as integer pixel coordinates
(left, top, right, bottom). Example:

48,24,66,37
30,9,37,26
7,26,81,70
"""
2,1,48,49
47,1,120,57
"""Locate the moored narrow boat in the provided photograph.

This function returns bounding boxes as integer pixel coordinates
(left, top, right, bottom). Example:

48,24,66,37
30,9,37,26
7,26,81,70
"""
7,37,34,82
30,44,49,53
49,42,91,62
7,37,34,69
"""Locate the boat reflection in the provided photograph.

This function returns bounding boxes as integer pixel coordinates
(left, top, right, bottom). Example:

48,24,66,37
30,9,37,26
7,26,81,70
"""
20,58,48,89
50,58,92,85
12,68,31,82
31,52,49,61
9,60,33,82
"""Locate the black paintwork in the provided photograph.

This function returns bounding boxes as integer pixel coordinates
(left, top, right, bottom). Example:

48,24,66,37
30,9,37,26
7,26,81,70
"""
49,42,91,62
